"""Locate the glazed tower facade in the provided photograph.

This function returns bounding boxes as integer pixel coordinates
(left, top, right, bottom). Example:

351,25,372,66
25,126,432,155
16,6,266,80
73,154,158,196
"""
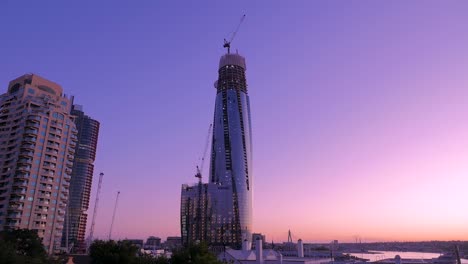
180,52,253,249
209,52,253,248
61,105,99,252
0,74,77,253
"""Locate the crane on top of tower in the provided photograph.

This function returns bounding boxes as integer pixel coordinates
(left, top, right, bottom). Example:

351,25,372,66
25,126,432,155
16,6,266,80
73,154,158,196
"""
223,14,246,54
195,123,213,182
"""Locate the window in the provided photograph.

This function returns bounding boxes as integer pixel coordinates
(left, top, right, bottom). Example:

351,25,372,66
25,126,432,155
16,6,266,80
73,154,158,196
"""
28,197,33,201
28,88,35,94
60,101,67,106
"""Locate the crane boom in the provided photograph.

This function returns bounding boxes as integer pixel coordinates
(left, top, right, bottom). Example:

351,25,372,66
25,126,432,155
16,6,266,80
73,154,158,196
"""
87,172,104,252
195,123,212,180
223,14,246,54
108,191,120,240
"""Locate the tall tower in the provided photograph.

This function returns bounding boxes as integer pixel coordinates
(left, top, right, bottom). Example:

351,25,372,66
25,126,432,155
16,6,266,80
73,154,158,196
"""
0,74,77,253
62,105,99,252
209,51,253,249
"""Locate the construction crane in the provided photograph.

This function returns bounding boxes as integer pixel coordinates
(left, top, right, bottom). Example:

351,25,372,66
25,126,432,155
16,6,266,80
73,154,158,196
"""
87,172,104,252
223,14,246,54
195,123,213,182
194,123,212,242
108,191,120,240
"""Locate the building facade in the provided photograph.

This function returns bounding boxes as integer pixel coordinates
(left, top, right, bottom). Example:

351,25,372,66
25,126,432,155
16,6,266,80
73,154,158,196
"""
209,52,253,249
181,51,253,249
0,74,78,253
61,105,99,252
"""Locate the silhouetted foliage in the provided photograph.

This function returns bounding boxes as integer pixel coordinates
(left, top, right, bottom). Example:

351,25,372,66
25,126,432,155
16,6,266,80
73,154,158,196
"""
89,240,139,264
135,253,170,264
0,229,58,264
171,243,222,264
89,240,171,264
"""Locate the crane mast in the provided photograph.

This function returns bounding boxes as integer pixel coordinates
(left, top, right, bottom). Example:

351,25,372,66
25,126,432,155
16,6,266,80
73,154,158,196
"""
194,124,212,242
108,191,120,240
87,172,104,252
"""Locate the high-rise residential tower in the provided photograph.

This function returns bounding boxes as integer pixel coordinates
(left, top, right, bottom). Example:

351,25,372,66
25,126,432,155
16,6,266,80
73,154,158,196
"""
181,51,253,249
0,74,77,253
209,52,253,248
61,105,99,252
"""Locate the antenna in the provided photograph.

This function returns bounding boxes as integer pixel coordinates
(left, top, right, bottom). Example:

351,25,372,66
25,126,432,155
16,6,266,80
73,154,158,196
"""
108,191,120,240
223,14,246,54
87,172,104,252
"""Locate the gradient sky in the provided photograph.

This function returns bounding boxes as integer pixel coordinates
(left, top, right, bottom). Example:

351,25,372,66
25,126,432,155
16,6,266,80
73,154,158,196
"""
1,0,468,243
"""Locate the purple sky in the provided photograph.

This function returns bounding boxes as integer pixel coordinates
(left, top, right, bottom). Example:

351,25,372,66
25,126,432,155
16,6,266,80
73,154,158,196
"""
1,1,468,242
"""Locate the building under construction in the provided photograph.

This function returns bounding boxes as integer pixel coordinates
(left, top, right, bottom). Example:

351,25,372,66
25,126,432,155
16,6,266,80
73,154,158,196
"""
181,16,254,248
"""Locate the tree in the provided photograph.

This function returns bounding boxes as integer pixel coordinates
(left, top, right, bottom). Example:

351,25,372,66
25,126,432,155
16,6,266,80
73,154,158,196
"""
0,229,59,264
89,240,139,264
170,243,223,264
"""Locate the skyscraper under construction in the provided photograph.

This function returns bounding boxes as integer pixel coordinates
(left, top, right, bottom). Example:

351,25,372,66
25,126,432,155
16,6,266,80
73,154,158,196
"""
181,51,253,249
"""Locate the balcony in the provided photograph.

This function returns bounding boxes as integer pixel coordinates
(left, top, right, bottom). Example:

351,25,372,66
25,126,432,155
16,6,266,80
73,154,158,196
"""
56,217,64,222
6,213,22,219
42,170,54,176
57,209,65,215
70,134,78,142
11,189,26,195
43,163,56,169
39,185,52,191
24,129,38,135
62,181,70,187
8,204,23,211
10,196,25,203
36,216,47,221
23,137,36,144
40,177,53,184
69,141,77,147
33,224,46,229
27,115,41,122
38,192,51,198
12,181,28,188
25,122,39,129
5,221,21,228
46,148,58,155
19,151,34,158
65,161,73,168
71,127,78,134
63,174,71,180
68,148,75,155
35,207,48,213
59,195,68,201
38,200,50,205
14,172,30,179
17,166,31,172
21,143,35,151
66,155,74,161
17,158,32,165
46,142,59,149
45,156,57,162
